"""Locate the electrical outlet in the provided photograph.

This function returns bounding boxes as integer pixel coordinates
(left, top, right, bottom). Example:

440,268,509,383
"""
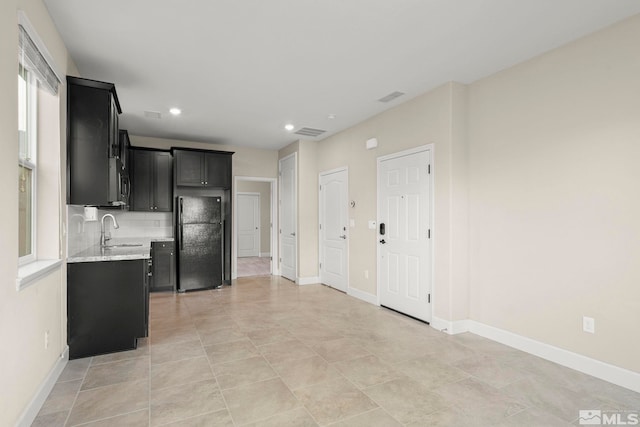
583,316,595,334
44,330,50,349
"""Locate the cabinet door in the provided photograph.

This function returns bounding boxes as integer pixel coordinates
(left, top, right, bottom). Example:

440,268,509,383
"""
131,150,153,211
204,153,231,188
67,84,111,205
153,152,173,212
109,96,119,158
119,130,130,174
68,260,146,359
151,242,175,292
175,150,204,186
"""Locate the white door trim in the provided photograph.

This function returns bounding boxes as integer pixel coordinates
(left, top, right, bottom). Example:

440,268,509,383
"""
376,144,435,317
233,176,278,279
237,192,261,258
278,152,298,281
318,166,349,292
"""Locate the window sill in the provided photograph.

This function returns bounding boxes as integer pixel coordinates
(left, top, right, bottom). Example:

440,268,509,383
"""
16,259,62,291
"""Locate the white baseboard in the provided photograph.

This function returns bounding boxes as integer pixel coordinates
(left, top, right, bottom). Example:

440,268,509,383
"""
467,321,640,394
260,252,271,258
430,316,470,335
347,287,378,306
17,346,69,427
231,272,238,280
296,276,320,286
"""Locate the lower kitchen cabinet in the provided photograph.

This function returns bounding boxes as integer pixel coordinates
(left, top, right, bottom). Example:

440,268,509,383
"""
150,241,175,292
67,259,149,359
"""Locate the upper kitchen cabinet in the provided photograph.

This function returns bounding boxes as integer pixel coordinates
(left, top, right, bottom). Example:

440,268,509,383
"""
67,76,125,206
119,130,131,176
174,149,232,189
130,148,173,212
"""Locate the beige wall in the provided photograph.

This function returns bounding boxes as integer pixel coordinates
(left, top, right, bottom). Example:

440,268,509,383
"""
236,180,271,254
1,1,76,424
467,14,640,372
130,135,279,179
315,83,469,323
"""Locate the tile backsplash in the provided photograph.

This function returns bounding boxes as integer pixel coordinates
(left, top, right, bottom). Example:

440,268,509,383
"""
67,205,173,256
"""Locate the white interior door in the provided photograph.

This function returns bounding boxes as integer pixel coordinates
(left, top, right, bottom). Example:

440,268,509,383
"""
279,154,297,281
237,193,260,258
319,169,348,292
378,147,432,322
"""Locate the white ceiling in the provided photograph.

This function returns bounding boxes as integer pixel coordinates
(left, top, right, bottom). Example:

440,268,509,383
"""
43,0,640,150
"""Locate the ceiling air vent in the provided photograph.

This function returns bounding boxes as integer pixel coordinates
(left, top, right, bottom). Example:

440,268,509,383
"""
378,91,405,103
294,127,326,137
144,110,162,119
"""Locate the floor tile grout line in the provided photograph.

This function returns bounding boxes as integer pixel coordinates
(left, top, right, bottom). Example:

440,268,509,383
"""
63,357,93,427
67,408,148,427
199,309,238,427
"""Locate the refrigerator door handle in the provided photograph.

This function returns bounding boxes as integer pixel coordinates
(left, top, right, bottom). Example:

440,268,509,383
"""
179,198,184,250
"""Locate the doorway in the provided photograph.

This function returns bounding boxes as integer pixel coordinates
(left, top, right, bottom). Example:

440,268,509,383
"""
377,145,433,323
233,177,278,279
319,167,349,292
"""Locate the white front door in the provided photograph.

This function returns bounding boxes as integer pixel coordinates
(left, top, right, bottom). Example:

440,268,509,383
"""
279,154,297,281
319,168,348,292
378,147,432,322
237,193,260,258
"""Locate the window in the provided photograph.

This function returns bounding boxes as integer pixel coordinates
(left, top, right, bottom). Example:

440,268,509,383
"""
17,18,60,269
18,64,37,263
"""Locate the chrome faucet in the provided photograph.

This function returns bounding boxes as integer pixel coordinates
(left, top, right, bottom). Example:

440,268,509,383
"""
100,213,120,246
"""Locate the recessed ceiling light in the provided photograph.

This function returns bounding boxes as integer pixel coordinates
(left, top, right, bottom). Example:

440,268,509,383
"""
169,107,181,115
284,124,294,131
327,114,336,120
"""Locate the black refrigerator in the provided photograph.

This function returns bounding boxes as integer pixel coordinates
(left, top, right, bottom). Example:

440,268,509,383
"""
177,196,223,291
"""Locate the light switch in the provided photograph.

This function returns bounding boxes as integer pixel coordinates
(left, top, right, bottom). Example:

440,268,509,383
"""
350,219,355,228
368,220,377,230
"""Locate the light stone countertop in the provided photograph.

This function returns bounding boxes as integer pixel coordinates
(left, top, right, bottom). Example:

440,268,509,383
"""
67,237,174,263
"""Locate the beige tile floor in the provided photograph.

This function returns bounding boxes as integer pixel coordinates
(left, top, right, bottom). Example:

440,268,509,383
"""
34,276,639,426
237,257,270,278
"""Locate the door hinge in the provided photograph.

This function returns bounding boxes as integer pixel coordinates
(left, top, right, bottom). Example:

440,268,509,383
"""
319,262,322,269
279,257,282,262
428,229,431,239
428,293,431,303
319,224,322,230
319,185,322,191
428,164,431,174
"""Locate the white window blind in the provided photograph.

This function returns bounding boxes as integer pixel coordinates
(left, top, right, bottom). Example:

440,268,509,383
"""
18,24,60,95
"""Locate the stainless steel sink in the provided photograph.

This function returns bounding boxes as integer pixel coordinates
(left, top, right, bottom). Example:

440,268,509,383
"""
102,243,143,249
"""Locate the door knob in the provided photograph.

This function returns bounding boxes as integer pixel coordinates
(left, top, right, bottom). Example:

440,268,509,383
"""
379,239,386,244
339,235,347,239
291,232,296,236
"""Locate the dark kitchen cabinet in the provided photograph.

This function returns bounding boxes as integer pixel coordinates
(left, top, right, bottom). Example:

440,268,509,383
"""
150,241,175,292
119,130,131,176
67,76,124,206
119,130,131,204
174,149,232,188
67,259,148,359
130,149,173,212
